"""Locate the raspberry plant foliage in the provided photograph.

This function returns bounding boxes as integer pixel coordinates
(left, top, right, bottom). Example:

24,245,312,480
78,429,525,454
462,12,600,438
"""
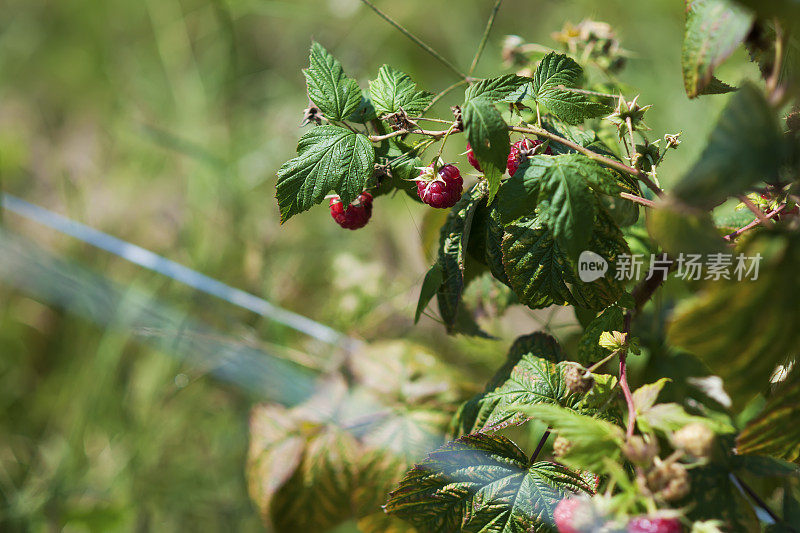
258,1,800,531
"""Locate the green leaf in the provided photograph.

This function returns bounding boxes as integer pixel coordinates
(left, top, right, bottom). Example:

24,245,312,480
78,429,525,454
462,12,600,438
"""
577,305,625,365
462,97,510,201
534,163,597,260
348,91,379,123
385,433,592,533
465,74,530,102
712,199,757,232
632,379,735,434
276,125,375,221
483,358,619,432
467,202,512,287
638,403,733,434
672,83,784,209
437,187,485,333
497,154,621,227
730,454,800,477
647,202,727,257
525,53,610,124
303,41,363,121
515,404,625,472
502,212,629,311
387,150,425,201
369,65,434,117
632,378,671,413
668,231,800,400
450,333,620,436
601,174,641,228
415,264,443,323
681,0,754,98
701,76,738,96
737,379,800,462
449,332,555,437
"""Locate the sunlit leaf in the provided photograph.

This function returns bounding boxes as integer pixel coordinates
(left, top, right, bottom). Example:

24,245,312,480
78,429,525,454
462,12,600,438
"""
462,97,510,201
672,83,783,209
522,53,610,124
370,65,434,116
737,379,800,462
304,41,363,121
385,433,592,533
668,231,800,400
681,0,754,98
276,125,375,221
502,212,628,311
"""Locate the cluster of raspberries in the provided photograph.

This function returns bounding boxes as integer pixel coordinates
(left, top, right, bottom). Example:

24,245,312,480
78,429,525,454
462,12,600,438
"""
329,137,551,228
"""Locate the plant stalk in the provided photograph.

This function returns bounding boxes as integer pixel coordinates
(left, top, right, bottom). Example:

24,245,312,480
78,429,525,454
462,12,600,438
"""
357,0,469,80
468,0,503,76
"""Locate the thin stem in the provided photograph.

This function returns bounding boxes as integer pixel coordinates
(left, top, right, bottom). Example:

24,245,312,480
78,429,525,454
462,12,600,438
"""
587,350,619,373
369,127,452,142
724,204,786,241
435,122,458,161
407,116,453,124
620,192,656,208
422,79,469,114
373,121,666,198
732,473,786,527
530,429,551,463
619,310,637,440
510,125,665,197
357,0,468,80
469,0,503,76
619,259,675,440
737,195,772,226
767,18,785,98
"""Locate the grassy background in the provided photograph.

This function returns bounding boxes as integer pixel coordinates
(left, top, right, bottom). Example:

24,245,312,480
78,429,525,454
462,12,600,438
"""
0,0,760,530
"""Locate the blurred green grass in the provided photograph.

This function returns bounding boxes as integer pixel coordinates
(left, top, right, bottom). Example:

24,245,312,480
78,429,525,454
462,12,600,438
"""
0,0,761,530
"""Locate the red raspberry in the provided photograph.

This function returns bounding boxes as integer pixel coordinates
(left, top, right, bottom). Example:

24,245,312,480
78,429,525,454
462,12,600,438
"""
466,143,483,172
329,192,373,229
554,497,593,533
627,517,682,533
507,138,552,177
416,164,463,208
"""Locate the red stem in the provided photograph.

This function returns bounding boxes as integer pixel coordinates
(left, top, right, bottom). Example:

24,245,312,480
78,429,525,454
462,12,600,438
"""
620,313,636,439
619,260,675,440
619,353,636,439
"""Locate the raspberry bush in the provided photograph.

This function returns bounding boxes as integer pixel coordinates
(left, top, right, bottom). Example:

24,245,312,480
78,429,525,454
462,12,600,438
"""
256,1,800,531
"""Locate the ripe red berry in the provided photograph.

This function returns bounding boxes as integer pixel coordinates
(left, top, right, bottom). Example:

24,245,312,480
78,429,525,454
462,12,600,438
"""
466,143,483,172
627,517,682,533
507,138,552,177
554,497,594,533
416,164,463,209
329,191,373,229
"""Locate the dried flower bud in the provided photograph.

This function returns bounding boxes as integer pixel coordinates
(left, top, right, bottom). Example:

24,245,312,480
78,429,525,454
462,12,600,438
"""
301,106,323,126
647,462,690,502
623,436,659,466
672,423,715,458
565,365,595,394
553,436,574,458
